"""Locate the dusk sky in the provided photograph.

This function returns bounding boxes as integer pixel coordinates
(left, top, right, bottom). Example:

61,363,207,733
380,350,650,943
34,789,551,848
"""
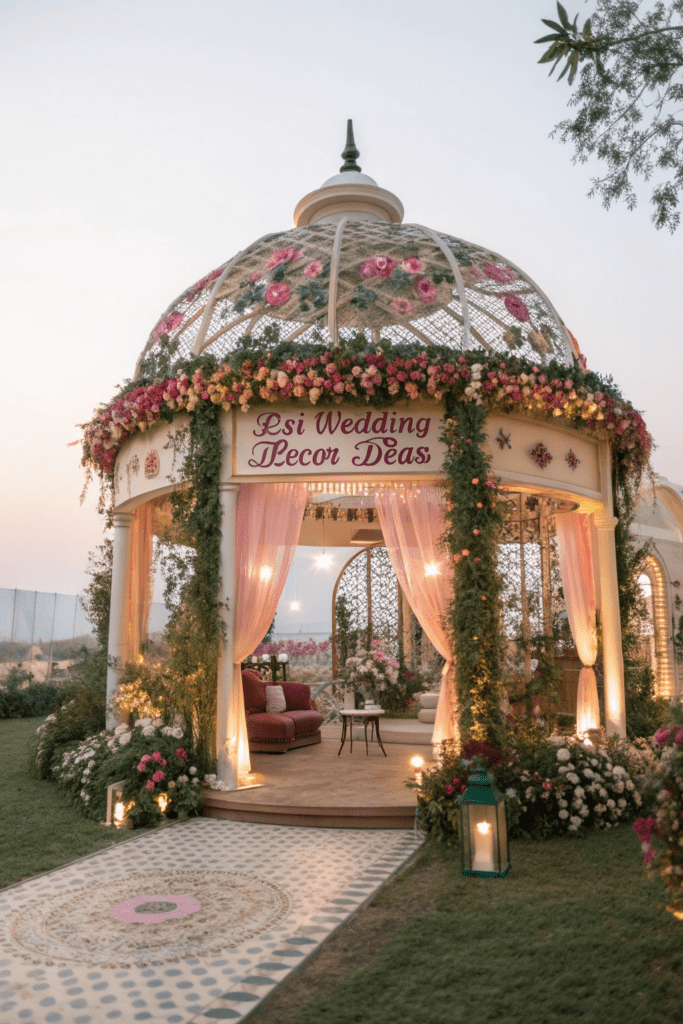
2,0,681,635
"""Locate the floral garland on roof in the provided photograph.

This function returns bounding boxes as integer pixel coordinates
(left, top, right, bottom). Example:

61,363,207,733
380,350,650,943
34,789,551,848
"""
80,331,652,485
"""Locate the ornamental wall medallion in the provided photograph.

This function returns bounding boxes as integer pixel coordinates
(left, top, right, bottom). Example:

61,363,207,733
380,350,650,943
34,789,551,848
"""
496,427,511,450
530,442,552,469
144,450,160,478
565,449,581,470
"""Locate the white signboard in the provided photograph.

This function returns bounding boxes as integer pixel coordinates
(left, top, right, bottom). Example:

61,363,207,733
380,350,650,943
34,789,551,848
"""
232,404,447,477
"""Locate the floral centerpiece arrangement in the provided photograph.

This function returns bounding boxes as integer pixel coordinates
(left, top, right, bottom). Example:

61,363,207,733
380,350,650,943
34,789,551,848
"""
50,718,205,827
633,724,683,916
342,639,401,709
412,730,645,843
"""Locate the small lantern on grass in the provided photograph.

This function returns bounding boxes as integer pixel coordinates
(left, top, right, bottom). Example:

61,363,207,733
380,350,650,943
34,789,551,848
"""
105,780,133,829
458,759,509,878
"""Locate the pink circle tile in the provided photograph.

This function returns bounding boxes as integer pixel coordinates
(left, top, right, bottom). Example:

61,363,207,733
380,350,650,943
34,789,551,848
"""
111,895,200,923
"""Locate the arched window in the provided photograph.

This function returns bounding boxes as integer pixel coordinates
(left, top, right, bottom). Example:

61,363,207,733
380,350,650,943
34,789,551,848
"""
639,556,675,699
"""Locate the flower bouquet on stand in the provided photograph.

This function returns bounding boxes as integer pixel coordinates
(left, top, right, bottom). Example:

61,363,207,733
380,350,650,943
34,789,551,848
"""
342,639,400,708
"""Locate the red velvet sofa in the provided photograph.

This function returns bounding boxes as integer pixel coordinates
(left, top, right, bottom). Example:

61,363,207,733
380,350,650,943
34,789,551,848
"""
242,669,324,753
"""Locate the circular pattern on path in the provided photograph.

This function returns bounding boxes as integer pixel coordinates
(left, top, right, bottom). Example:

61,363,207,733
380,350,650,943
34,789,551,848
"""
5,871,292,968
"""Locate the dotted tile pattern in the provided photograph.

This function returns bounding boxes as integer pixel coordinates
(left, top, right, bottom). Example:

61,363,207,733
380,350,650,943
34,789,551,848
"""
0,819,422,1023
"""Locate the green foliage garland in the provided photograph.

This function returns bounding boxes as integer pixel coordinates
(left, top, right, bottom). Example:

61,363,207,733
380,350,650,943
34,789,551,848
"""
441,398,506,748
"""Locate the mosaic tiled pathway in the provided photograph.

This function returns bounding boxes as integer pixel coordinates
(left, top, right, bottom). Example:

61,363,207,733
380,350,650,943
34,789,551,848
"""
0,818,422,1023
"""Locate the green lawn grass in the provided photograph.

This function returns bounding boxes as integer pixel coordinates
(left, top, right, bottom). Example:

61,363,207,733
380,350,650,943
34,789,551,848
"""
280,830,683,1024
0,717,132,888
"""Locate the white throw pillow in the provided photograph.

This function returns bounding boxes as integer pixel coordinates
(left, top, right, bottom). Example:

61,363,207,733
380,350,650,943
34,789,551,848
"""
265,685,287,714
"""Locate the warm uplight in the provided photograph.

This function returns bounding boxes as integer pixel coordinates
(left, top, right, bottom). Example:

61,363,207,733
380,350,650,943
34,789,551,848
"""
157,793,168,814
316,553,333,569
114,801,125,823
260,565,273,581
410,756,424,770
476,821,491,835
424,563,440,576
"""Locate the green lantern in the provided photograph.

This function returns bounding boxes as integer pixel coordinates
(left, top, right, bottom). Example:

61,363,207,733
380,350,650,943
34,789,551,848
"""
458,761,509,878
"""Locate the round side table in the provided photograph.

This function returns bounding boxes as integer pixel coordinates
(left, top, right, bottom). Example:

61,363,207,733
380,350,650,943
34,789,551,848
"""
338,709,387,756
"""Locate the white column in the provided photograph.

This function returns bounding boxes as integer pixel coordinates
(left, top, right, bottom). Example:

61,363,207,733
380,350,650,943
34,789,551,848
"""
106,512,135,730
216,482,239,788
593,512,627,737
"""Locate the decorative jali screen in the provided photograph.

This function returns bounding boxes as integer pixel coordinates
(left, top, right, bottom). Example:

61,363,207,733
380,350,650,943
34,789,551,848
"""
329,491,571,681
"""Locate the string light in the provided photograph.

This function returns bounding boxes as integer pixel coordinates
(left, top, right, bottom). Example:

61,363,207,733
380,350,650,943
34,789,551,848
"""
424,563,440,576
260,566,273,581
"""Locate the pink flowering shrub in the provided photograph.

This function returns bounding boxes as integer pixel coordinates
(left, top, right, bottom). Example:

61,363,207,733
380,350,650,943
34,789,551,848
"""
412,733,645,844
504,295,530,321
634,723,683,913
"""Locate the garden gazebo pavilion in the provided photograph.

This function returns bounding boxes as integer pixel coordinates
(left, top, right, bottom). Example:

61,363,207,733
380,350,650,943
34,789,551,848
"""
92,124,641,794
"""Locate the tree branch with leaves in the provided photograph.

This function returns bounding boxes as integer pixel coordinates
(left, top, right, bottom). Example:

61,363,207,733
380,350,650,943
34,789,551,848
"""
537,1,683,230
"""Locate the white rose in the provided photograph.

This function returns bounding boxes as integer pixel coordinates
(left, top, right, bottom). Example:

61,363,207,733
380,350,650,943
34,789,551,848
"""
566,772,580,785
557,748,571,762
599,788,608,799
160,726,175,736
583,768,594,778
606,799,616,809
192,777,200,785
189,766,197,775
574,787,585,799
559,809,569,819
618,799,627,808
558,798,568,808
152,718,163,727
114,724,128,735
136,717,153,728
171,728,184,739
559,766,568,775
141,726,156,737
590,758,598,767
570,815,581,827
626,780,635,791
118,732,132,746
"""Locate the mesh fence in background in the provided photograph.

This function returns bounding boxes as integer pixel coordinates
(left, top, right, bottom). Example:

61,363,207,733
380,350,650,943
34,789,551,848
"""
0,589,168,683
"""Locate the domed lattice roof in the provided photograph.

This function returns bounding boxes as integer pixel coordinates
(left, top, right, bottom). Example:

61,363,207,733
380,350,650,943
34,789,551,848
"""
136,123,578,377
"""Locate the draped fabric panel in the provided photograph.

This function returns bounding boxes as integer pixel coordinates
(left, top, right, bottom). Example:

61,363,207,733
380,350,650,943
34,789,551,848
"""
125,502,155,665
230,481,308,778
555,511,600,733
374,486,458,744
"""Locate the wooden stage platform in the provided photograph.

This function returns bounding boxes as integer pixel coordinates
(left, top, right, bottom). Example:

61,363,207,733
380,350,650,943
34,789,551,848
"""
203,727,434,829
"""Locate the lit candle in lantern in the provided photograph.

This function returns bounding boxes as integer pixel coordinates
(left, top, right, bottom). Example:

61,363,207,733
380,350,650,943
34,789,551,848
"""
472,820,495,872
157,793,168,814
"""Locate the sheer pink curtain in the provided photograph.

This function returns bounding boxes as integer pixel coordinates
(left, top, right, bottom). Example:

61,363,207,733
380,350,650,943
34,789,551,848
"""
229,482,308,777
555,511,600,733
375,485,457,745
125,502,154,664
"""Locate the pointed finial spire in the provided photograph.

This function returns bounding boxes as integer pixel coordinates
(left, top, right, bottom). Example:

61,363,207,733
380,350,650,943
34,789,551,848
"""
340,119,361,173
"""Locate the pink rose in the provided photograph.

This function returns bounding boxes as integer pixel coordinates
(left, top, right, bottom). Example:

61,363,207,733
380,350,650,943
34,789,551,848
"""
373,255,397,278
390,298,414,315
303,260,323,278
152,770,165,782
265,247,301,270
250,271,262,282
674,728,683,745
503,295,530,322
445,784,455,795
655,727,671,746
265,282,291,306
141,754,152,762
360,258,378,279
153,312,183,342
137,763,146,772
416,278,436,304
400,258,422,273
175,748,188,759
152,751,162,762
145,780,155,790
482,264,516,283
